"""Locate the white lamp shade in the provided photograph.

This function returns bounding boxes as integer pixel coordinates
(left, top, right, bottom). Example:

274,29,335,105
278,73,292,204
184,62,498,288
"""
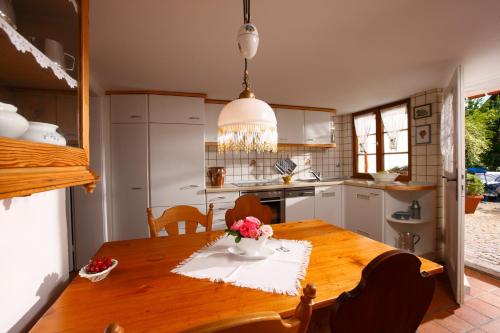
237,23,259,59
217,98,277,152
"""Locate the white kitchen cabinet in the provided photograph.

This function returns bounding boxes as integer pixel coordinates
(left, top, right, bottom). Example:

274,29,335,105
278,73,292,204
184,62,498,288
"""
315,185,343,227
304,111,332,144
275,108,304,144
110,123,150,240
150,204,207,235
204,103,223,142
206,191,240,231
344,185,384,241
149,95,205,124
110,94,148,123
285,189,316,222
149,123,205,206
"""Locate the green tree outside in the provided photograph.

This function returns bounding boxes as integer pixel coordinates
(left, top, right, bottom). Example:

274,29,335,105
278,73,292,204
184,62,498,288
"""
465,95,500,170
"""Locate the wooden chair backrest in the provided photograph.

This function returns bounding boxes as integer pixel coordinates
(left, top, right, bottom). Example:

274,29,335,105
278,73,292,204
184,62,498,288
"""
225,194,272,228
330,250,435,333
186,284,316,333
146,204,214,237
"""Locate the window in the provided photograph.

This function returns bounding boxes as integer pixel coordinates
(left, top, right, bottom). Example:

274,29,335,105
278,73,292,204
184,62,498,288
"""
352,99,411,181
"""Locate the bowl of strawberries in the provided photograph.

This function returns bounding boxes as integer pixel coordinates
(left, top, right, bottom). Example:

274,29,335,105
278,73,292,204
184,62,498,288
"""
79,256,118,282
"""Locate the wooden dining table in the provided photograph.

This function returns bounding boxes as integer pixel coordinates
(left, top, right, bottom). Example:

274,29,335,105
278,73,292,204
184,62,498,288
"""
31,220,443,332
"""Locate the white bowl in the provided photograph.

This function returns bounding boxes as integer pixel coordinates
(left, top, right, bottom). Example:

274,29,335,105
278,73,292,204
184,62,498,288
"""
79,259,118,282
370,172,399,183
0,102,29,138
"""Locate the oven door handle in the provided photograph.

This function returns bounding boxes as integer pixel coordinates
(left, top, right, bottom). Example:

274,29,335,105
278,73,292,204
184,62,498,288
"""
260,199,284,203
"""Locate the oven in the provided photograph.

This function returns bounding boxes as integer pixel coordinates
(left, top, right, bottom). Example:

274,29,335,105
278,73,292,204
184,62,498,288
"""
241,189,285,224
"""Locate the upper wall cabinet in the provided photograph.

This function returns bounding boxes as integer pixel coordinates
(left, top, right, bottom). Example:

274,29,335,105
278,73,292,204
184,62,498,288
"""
110,95,148,123
275,108,304,144
304,111,333,144
149,95,205,124
0,0,97,199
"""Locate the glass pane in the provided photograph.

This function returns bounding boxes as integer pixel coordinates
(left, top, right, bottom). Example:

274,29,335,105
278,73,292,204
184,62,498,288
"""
358,154,377,173
357,134,377,154
384,153,409,175
383,130,408,152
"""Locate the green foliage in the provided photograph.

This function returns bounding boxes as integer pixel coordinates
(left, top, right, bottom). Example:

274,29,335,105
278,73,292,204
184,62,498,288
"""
465,96,500,169
466,173,484,196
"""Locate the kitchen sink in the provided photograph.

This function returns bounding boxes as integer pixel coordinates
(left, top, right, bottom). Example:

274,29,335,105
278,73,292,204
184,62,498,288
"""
296,177,349,183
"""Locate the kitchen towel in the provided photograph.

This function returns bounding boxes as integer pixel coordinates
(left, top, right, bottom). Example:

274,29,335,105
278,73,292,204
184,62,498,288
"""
171,236,312,295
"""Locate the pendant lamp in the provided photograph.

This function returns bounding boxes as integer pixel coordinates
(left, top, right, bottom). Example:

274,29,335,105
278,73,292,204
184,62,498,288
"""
217,0,277,153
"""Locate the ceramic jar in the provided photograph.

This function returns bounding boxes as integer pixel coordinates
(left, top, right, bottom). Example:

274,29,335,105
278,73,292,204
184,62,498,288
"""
20,121,67,146
0,101,29,138
237,23,259,59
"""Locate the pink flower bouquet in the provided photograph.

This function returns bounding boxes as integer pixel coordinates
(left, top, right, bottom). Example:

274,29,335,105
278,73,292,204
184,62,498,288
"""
226,216,273,243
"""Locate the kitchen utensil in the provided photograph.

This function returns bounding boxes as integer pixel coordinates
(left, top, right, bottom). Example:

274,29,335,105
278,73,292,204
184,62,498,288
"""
274,159,286,175
396,232,421,252
0,0,17,29
20,122,66,145
283,156,297,175
410,200,421,219
207,166,226,186
0,102,28,138
44,38,75,71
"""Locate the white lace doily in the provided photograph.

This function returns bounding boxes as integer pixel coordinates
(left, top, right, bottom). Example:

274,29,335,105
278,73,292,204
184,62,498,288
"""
0,16,78,89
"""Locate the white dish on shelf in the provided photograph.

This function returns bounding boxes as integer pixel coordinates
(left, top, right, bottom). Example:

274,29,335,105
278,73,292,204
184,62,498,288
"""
227,246,274,260
0,101,28,138
20,121,66,145
370,172,399,183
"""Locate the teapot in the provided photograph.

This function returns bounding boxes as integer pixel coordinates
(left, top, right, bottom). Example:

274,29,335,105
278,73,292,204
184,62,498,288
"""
395,232,421,252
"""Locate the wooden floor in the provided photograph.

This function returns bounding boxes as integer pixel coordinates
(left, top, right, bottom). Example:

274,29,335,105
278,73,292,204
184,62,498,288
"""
418,268,500,333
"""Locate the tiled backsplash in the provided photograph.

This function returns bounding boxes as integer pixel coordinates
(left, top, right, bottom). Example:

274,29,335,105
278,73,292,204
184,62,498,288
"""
205,115,353,183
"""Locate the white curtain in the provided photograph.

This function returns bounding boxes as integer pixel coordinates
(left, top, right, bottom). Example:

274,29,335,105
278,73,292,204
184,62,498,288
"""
381,104,407,151
354,113,375,153
441,93,454,175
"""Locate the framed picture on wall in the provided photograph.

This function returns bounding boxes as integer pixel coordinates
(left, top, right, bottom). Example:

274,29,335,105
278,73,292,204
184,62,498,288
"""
413,104,432,119
416,124,431,144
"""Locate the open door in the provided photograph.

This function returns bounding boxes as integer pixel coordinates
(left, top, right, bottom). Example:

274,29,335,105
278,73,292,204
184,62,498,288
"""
440,65,466,304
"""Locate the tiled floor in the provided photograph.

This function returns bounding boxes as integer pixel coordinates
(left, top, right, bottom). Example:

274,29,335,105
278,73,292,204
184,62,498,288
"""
418,268,500,333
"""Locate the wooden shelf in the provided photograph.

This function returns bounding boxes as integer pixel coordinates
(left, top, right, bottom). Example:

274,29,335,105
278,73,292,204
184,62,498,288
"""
386,216,432,225
204,142,337,149
0,18,77,90
384,184,437,191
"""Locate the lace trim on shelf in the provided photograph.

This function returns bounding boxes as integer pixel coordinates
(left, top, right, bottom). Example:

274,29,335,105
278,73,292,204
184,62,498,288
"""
0,16,78,89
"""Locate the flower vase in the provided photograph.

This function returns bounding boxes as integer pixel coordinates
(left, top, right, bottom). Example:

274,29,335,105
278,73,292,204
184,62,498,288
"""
236,237,268,256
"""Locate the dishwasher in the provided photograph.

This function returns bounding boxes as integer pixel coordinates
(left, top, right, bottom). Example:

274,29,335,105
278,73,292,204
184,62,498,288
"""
285,187,315,222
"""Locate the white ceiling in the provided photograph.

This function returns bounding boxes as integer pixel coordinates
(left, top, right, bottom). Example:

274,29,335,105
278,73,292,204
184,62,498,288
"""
90,0,500,113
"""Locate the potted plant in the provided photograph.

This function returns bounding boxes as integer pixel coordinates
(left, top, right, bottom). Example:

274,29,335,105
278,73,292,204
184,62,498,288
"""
465,173,484,214
226,216,273,255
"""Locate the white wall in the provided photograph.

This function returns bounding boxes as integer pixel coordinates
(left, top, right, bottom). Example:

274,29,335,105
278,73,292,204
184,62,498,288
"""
0,190,69,333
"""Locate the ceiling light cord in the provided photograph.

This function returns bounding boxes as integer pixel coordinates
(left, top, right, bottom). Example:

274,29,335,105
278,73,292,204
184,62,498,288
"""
243,0,251,24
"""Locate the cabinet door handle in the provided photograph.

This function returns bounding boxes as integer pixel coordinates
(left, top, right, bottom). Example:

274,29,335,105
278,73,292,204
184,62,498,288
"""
279,138,288,141
322,191,336,197
306,139,314,142
180,184,201,190
130,187,143,190
369,192,380,196
209,196,227,202
188,116,200,120
356,194,370,200
129,115,141,119
356,229,371,237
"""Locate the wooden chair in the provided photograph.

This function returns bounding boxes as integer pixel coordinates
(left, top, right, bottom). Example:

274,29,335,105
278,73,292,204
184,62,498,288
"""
328,250,435,333
146,204,214,237
104,323,124,333
187,284,316,333
225,194,272,228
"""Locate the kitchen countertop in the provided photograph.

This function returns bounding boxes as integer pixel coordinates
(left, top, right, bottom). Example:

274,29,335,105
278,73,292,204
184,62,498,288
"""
206,178,437,193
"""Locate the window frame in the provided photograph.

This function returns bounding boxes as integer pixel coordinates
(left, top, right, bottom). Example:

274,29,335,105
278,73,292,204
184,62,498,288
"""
352,98,411,181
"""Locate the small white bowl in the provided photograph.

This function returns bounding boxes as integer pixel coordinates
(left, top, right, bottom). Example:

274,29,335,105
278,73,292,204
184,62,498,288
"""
370,173,399,183
79,259,118,282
